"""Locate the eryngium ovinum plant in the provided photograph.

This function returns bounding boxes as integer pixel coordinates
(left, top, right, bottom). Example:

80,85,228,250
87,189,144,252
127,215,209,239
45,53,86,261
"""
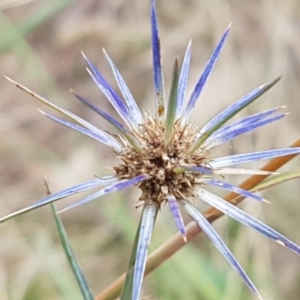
2,0,300,299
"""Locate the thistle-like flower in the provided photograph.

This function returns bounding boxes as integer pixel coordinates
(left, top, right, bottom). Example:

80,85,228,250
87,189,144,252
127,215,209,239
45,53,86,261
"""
2,0,300,299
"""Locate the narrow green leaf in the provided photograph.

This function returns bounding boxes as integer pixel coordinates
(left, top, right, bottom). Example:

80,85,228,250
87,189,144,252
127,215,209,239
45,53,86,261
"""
230,169,300,204
51,204,94,300
251,169,300,193
164,59,179,146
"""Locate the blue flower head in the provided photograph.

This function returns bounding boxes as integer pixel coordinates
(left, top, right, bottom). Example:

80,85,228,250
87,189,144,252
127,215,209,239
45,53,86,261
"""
2,0,300,299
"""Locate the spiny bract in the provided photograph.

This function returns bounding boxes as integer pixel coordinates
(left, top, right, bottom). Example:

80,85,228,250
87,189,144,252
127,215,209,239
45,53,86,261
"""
115,115,207,205
2,0,300,299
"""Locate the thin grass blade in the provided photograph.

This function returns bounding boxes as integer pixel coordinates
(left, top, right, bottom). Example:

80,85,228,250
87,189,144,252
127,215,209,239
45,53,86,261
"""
189,77,281,153
167,196,186,241
184,24,231,121
151,0,166,120
133,202,158,300
0,177,116,223
40,110,122,151
164,59,179,146
103,49,143,126
210,148,300,168
181,199,262,299
176,40,192,119
229,169,300,206
51,204,94,300
196,187,300,254
59,175,149,213
250,169,300,192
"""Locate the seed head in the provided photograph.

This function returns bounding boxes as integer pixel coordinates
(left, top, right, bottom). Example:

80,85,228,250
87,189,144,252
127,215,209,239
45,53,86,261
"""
115,116,207,205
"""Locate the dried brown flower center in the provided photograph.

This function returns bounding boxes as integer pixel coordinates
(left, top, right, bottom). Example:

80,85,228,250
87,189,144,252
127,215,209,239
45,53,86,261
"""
114,116,208,206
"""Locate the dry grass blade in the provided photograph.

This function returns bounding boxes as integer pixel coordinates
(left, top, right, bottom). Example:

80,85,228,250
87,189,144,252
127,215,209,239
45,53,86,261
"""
96,137,300,300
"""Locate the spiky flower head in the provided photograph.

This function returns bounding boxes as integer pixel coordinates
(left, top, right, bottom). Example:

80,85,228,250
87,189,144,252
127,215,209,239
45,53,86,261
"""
2,0,300,299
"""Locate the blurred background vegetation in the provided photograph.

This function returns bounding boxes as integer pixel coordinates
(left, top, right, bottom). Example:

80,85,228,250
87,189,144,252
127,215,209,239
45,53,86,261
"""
0,0,300,299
